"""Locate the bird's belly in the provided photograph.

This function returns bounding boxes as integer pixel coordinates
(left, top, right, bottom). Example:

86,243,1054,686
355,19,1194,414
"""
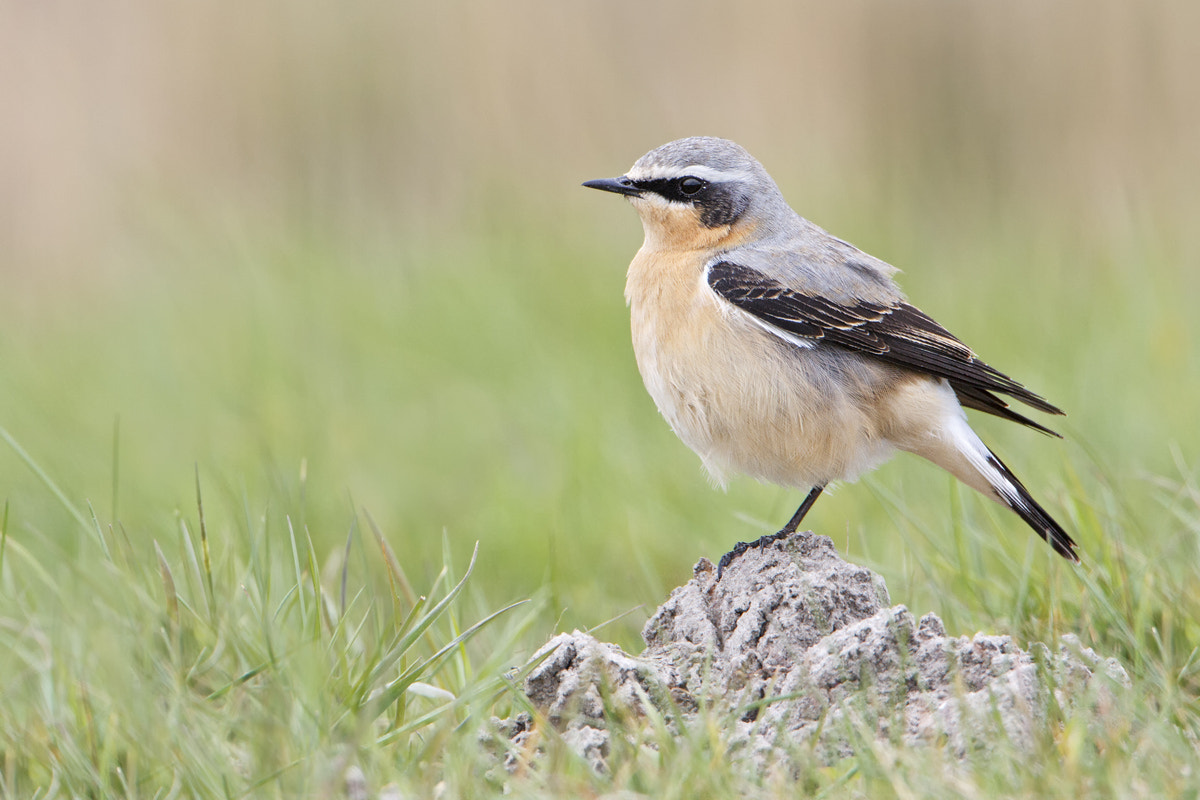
631,301,896,489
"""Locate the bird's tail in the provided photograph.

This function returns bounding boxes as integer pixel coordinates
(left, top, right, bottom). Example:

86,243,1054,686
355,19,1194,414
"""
936,414,1080,562
980,448,1079,562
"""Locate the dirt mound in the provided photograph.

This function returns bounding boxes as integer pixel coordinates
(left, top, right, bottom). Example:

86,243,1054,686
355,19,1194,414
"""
513,532,1127,770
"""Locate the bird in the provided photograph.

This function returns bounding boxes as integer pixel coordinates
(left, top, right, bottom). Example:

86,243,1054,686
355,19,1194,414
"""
582,136,1079,571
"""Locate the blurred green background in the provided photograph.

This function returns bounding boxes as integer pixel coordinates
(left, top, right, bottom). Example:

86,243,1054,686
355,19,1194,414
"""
2,0,1197,649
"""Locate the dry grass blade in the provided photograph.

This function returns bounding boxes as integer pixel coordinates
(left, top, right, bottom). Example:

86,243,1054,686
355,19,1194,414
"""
366,510,418,608
194,467,216,621
153,539,180,630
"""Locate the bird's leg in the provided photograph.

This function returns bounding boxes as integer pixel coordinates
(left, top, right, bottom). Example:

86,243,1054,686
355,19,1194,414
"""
780,484,824,535
717,485,826,578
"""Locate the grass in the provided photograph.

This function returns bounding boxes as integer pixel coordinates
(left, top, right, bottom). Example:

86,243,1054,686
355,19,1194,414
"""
0,463,1197,797
0,443,543,796
2,1,1200,794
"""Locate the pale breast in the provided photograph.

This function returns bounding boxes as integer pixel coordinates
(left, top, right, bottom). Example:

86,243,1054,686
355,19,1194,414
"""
625,249,898,489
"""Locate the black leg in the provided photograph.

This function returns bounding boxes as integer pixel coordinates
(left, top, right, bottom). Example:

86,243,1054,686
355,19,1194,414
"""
780,485,825,535
717,485,826,578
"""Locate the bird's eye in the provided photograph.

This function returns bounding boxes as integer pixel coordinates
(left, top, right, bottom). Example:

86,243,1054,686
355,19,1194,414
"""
678,177,705,196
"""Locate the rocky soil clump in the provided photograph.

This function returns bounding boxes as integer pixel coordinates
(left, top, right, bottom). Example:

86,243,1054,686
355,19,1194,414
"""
508,531,1128,770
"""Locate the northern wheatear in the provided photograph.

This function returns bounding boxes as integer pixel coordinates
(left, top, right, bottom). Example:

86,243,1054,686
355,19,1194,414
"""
584,137,1078,568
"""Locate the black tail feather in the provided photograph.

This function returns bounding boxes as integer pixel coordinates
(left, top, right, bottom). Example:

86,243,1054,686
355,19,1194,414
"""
985,452,1080,562
953,383,1063,438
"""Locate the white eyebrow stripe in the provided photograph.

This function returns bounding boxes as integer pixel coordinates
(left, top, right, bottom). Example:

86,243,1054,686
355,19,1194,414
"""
625,164,755,184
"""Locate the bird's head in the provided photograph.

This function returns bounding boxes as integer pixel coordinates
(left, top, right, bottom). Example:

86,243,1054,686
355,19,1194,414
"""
583,137,789,250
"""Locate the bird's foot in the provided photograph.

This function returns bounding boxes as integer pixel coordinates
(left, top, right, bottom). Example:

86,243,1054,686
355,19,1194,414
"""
716,530,795,579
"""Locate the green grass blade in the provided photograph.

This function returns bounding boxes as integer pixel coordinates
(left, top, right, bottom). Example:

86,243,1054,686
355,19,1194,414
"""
286,516,308,625
0,498,7,580
365,542,479,690
0,424,94,538
110,414,120,522
372,598,530,720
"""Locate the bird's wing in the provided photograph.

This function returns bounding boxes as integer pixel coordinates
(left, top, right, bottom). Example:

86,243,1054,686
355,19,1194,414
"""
706,260,1064,435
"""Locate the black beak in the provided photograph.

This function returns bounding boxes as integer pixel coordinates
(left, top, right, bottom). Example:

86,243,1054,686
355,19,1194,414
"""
582,176,642,197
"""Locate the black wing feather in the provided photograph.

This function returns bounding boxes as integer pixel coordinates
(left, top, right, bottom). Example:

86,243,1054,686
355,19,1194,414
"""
708,261,1064,434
